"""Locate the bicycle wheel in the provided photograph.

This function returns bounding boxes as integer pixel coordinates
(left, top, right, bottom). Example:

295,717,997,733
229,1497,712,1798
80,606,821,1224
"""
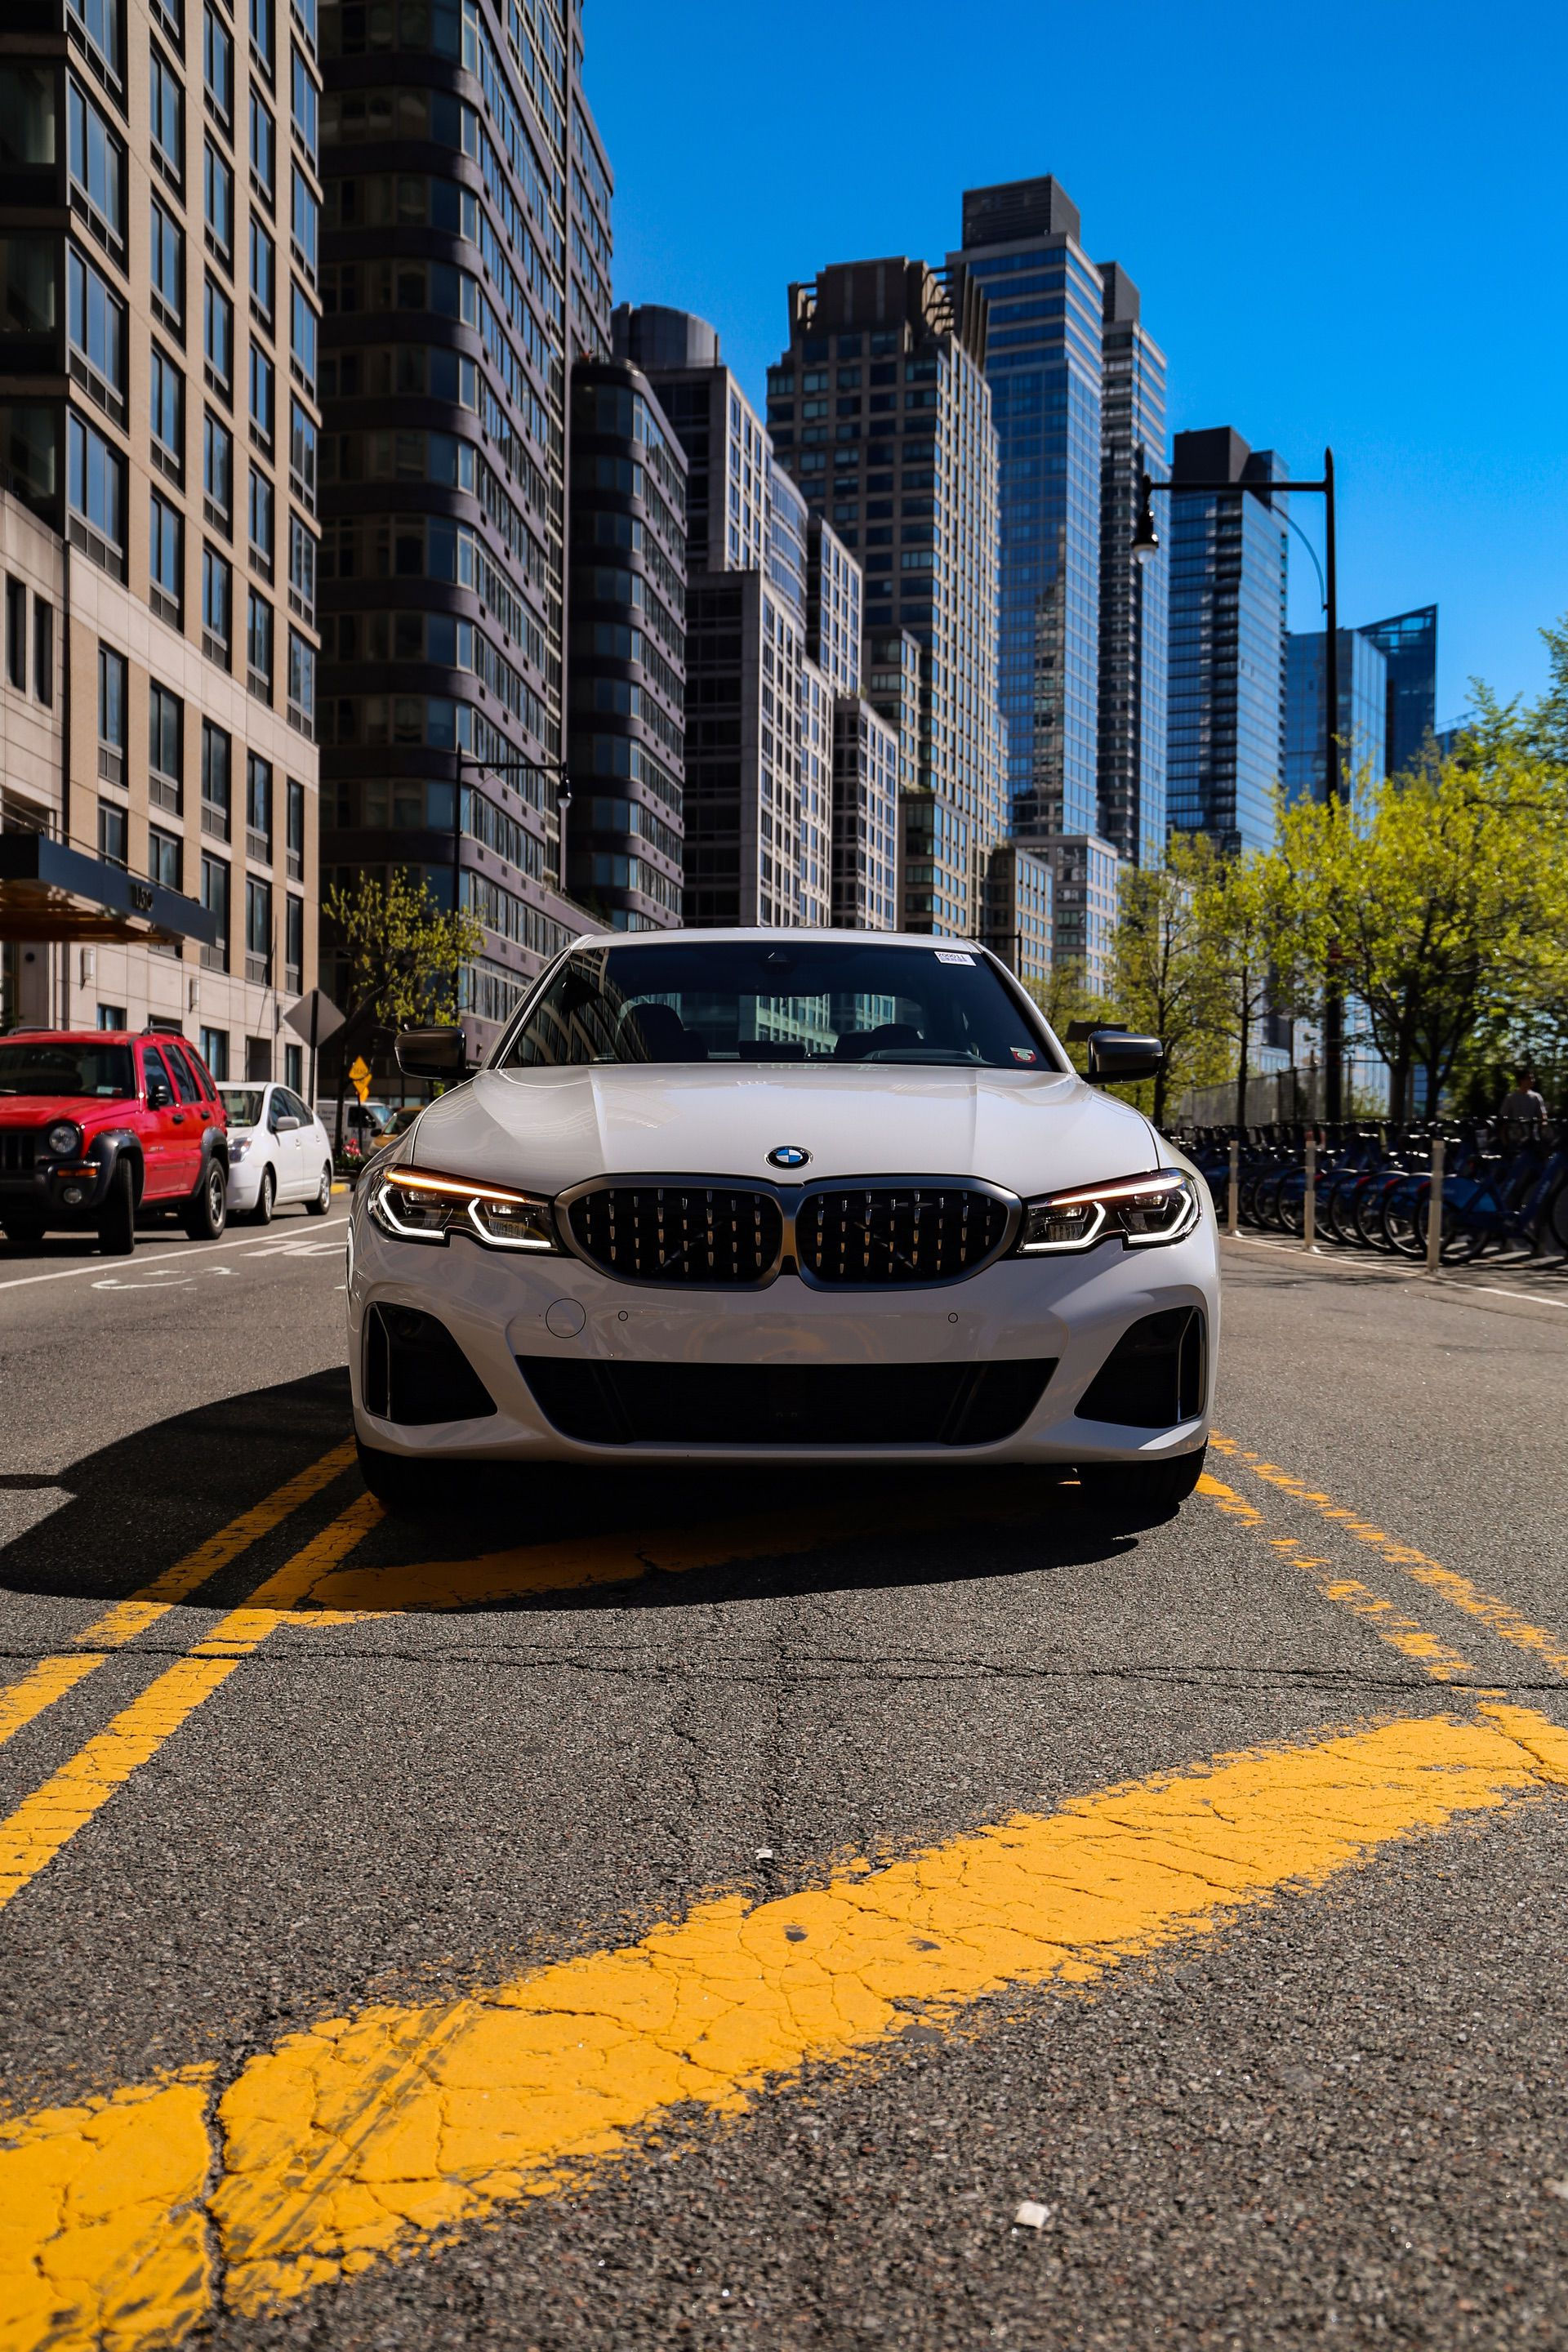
1380,1178,1424,1258
1356,1178,1398,1251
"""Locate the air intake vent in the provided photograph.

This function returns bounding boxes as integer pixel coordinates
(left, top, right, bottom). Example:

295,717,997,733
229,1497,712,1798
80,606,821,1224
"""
1076,1308,1206,1429
518,1356,1056,1449
363,1303,497,1426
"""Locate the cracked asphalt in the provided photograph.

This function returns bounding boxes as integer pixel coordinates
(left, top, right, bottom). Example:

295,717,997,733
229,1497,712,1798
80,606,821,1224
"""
1,1217,1566,2350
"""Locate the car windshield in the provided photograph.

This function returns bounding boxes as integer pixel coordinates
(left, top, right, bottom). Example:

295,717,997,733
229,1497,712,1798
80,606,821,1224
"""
500,942,1061,1071
219,1087,266,1128
0,1040,136,1098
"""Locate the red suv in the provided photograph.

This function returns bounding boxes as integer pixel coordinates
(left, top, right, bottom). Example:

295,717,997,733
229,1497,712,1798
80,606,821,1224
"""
0,1030,229,1255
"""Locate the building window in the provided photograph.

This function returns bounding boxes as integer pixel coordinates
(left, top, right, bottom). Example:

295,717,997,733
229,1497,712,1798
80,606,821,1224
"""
4,576,24,690
246,586,273,699
203,408,232,528
149,487,183,621
246,749,271,858
203,138,234,261
249,84,274,198
285,773,304,879
148,822,181,890
290,42,316,164
65,245,124,419
32,595,52,705
283,1039,301,1090
247,464,274,575
149,678,183,812
202,543,231,663
284,891,303,991
287,397,314,510
289,277,315,390
203,274,233,393
249,0,274,72
97,796,127,866
289,163,317,279
249,212,274,318
67,75,125,251
245,874,271,982
149,343,184,480
149,197,184,330
98,1001,128,1030
249,341,274,442
286,625,314,736
199,1022,229,1076
200,715,230,837
200,851,229,970
148,45,182,185
66,412,125,574
97,644,126,782
203,2,232,120
68,0,124,85
287,510,314,620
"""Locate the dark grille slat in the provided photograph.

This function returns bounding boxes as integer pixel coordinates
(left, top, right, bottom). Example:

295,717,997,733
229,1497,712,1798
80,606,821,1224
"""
569,1184,783,1287
800,1187,1009,1286
0,1131,39,1174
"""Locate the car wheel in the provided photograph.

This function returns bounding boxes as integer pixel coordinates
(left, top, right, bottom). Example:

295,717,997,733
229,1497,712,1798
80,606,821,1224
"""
356,1435,454,1515
1077,1444,1208,1526
253,1167,275,1226
305,1163,332,1216
95,1161,136,1257
182,1159,227,1241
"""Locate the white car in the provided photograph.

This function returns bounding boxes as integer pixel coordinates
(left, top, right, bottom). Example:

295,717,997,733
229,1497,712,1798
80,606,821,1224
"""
217,1083,334,1223
348,932,1220,1520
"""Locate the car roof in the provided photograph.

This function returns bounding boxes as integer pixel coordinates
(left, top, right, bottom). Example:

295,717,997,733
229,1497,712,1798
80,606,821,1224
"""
560,928,1000,953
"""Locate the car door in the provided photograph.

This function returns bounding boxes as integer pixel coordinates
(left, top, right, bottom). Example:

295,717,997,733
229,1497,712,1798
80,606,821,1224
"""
159,1041,207,1196
136,1044,183,1200
287,1091,322,1196
265,1086,305,1198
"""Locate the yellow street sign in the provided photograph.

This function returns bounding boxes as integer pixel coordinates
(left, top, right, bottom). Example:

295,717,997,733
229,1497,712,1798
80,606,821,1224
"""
349,1056,372,1104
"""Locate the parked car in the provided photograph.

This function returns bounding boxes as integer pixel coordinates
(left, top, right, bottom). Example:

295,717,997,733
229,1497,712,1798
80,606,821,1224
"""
217,1084,334,1223
349,930,1219,1521
317,1099,392,1154
0,1029,228,1254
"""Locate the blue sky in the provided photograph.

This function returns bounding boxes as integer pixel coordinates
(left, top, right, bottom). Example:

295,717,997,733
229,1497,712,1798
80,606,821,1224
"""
590,0,1564,721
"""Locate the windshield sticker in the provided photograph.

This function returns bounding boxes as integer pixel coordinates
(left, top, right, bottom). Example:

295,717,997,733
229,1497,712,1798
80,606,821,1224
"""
934,950,975,965
1011,1046,1039,1062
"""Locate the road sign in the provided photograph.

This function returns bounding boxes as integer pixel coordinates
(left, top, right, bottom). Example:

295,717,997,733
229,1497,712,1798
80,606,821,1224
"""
283,988,345,1047
349,1055,372,1104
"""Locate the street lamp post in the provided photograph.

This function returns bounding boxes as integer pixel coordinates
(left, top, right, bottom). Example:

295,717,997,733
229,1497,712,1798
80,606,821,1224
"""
448,751,573,1018
1133,448,1345,1122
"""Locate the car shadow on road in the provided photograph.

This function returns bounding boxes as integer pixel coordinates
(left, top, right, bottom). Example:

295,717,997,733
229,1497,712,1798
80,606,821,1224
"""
0,1371,1151,1616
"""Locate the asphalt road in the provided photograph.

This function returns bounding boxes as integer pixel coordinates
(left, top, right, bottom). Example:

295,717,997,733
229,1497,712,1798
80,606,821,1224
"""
1,1210,1566,2352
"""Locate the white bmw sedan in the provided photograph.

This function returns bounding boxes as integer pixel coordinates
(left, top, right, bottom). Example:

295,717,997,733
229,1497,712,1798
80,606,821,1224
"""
348,931,1219,1517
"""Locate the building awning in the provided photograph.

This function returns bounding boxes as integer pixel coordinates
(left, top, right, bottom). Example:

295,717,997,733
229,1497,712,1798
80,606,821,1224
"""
0,831,217,947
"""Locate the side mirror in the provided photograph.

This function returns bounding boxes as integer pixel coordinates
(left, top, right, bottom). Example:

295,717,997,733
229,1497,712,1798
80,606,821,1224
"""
146,1077,172,1108
395,1027,473,1081
274,1114,302,1133
1085,1028,1165,1085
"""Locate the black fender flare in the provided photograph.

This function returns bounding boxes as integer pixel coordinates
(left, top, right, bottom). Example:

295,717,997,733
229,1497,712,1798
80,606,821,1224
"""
91,1129,145,1206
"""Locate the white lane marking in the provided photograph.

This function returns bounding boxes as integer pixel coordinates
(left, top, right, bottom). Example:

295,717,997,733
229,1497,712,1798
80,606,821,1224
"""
1223,1232,1568,1310
0,1213,350,1293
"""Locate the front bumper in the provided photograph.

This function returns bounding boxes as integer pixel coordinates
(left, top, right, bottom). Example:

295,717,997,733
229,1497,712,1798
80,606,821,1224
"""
348,1196,1221,1466
0,1144,120,1224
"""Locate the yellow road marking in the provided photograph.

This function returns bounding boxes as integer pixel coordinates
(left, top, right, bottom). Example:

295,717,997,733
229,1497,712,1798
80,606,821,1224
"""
1212,1437,1568,1679
0,1445,357,1760
0,1494,378,1916
1196,1475,1477,1681
2,1704,1566,2350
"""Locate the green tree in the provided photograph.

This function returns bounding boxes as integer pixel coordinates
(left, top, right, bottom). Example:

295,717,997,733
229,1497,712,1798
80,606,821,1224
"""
1191,837,1317,1133
1109,832,1231,1129
321,870,483,1151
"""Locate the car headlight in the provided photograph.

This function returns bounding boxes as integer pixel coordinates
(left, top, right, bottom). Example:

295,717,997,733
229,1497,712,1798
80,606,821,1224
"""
367,1166,563,1253
229,1137,252,1160
46,1120,82,1158
1016,1169,1201,1254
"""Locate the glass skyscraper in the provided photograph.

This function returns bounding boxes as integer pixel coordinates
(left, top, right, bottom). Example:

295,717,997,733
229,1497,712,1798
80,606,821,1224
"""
1167,427,1290,858
1285,627,1388,805
950,177,1102,844
1358,604,1437,778
1096,262,1168,869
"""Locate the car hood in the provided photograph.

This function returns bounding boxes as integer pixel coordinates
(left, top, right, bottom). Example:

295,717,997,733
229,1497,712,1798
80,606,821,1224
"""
0,1095,136,1125
405,1064,1159,1197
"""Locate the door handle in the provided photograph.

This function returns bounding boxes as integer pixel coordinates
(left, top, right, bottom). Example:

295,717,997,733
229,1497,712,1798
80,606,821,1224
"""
172,1112,186,1124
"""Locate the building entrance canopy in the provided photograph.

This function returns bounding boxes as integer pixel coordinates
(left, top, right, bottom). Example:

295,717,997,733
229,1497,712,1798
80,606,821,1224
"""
0,832,217,948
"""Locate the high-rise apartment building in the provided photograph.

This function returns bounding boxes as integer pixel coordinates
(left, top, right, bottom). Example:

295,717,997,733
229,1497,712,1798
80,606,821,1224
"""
564,355,686,930
1359,604,1437,778
1285,626,1388,805
1166,426,1290,858
768,256,1004,939
0,0,324,1079
950,178,1100,847
1096,261,1168,868
317,0,609,1059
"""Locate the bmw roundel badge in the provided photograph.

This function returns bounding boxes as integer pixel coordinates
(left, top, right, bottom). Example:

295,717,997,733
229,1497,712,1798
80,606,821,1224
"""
767,1144,811,1170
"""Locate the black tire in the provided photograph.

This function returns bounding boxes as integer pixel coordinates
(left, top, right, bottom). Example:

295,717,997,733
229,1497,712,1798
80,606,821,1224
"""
1077,1444,1208,1526
356,1434,454,1515
252,1167,275,1227
95,1160,136,1256
182,1157,227,1241
305,1162,332,1216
